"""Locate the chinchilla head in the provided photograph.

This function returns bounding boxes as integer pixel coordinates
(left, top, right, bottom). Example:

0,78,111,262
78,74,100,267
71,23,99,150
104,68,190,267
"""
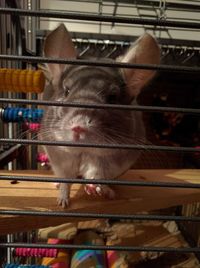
40,24,160,151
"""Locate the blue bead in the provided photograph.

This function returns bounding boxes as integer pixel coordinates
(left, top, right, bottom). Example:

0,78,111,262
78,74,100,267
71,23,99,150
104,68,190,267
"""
2,107,44,123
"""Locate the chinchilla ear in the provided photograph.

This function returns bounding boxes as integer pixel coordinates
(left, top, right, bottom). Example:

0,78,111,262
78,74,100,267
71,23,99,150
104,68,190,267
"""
43,23,77,86
120,33,160,98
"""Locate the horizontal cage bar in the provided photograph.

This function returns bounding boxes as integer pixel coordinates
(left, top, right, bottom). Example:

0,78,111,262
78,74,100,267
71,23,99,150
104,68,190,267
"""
1,174,200,189
1,8,200,29
0,210,200,222
1,3,200,261
0,55,200,73
0,242,200,253
0,138,199,153
0,98,199,115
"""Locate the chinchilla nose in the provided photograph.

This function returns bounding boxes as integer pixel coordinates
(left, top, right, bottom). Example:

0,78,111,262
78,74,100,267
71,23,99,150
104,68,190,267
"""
71,126,86,134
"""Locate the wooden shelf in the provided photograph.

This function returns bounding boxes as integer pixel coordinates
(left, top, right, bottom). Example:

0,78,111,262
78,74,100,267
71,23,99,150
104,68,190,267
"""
0,169,200,234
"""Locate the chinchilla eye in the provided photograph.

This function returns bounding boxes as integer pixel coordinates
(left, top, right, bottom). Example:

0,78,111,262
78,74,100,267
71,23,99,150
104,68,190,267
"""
106,85,119,104
107,93,118,104
63,84,70,95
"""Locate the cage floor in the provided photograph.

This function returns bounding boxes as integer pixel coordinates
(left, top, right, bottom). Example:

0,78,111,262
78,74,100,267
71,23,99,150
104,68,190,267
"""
0,169,199,234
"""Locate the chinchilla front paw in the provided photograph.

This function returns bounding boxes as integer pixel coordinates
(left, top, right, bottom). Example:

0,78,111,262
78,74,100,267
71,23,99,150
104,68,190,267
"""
85,184,115,199
57,196,69,208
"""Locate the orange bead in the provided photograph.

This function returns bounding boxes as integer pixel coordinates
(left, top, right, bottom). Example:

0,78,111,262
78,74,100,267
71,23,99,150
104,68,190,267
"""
0,68,45,93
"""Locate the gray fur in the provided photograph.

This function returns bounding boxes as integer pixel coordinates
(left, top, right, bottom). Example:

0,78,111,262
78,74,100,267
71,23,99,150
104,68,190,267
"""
40,24,160,207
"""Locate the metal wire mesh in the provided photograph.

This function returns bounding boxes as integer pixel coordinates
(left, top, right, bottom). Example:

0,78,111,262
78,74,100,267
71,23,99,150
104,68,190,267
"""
0,0,200,263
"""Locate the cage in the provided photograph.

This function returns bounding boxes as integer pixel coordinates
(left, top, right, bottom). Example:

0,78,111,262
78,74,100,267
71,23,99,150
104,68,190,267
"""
0,0,200,267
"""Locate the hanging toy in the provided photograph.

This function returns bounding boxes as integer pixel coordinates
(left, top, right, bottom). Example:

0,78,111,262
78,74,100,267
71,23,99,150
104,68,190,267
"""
37,152,50,167
0,68,45,93
24,122,41,132
41,238,71,268
4,265,50,268
14,247,58,257
0,107,43,123
71,231,107,268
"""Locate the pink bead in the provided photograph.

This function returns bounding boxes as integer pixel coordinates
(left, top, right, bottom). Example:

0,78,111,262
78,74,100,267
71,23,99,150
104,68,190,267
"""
42,248,47,256
15,246,58,257
37,152,49,164
25,122,41,132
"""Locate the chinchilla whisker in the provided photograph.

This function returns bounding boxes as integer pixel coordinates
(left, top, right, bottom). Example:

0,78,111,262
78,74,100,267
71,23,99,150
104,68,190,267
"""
15,128,34,139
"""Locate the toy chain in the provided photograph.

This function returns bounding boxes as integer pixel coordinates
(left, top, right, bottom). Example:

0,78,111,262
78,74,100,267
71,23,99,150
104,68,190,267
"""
0,68,45,93
0,107,43,123
14,247,57,257
4,265,50,268
0,68,45,122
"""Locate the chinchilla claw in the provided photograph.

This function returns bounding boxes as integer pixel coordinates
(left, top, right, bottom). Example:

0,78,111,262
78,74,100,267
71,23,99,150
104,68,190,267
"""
57,197,69,208
96,185,102,195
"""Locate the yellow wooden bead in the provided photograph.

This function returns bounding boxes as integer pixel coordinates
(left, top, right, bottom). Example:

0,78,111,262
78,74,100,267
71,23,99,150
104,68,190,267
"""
5,69,13,92
19,69,28,93
12,69,21,92
33,70,45,93
0,68,45,93
0,69,7,91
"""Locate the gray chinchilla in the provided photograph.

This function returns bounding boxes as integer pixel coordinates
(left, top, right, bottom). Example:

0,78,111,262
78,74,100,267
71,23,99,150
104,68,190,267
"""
40,24,160,207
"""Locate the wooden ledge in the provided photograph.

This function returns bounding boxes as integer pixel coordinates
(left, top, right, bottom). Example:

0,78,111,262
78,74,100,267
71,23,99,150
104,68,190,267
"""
0,169,200,234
